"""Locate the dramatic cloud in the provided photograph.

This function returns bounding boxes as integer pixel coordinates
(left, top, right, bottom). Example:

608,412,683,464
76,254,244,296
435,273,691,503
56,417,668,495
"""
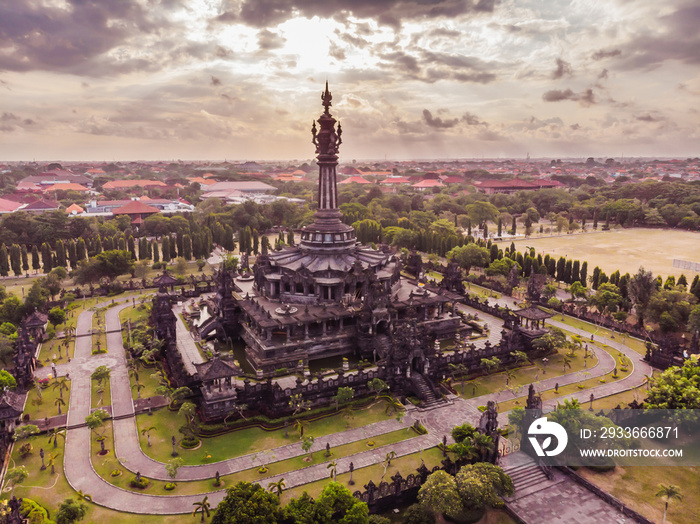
0,1,183,75
542,88,595,106
422,109,459,128
215,0,498,29
552,58,573,79
257,29,286,51
592,49,621,61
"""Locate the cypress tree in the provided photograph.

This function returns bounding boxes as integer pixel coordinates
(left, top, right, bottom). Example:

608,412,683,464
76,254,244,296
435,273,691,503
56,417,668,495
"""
191,233,202,260
9,244,21,276
689,275,700,300
556,257,566,281
55,239,67,268
76,238,87,261
21,244,29,272
591,266,601,290
593,209,598,229
152,240,160,263
677,274,688,289
31,245,41,271
490,244,499,262
183,234,192,260
139,238,148,260
67,239,77,268
511,216,517,235
523,255,532,277
572,260,580,284
0,244,9,277
580,261,588,286
287,229,294,247
619,273,630,299
41,242,53,272
127,236,136,260
161,236,171,263
466,219,471,237
564,259,573,283
118,236,126,251
497,217,502,237
146,238,153,259
169,234,177,259
176,233,184,258
95,236,103,254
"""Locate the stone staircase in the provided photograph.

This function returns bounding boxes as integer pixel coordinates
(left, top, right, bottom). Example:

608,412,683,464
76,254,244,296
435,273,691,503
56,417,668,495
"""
501,452,561,501
411,372,442,409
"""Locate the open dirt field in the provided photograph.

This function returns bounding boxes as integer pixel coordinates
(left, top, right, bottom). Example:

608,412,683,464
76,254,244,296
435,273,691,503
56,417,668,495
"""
497,228,700,279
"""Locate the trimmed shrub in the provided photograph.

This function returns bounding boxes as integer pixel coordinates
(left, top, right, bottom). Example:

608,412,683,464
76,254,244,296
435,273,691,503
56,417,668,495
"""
130,476,150,489
164,482,176,491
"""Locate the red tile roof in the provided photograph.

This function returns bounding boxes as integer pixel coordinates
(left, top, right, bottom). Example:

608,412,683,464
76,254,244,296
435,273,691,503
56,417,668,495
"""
112,200,160,215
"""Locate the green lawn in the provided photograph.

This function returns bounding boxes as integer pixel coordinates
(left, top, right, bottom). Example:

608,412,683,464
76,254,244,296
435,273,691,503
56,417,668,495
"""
136,402,397,466
119,303,152,348
2,434,187,524
37,335,74,363
580,465,700,524
497,359,634,412
548,313,648,355
465,282,502,299
23,380,71,421
96,423,419,497
129,363,162,401
454,348,599,400
280,447,445,504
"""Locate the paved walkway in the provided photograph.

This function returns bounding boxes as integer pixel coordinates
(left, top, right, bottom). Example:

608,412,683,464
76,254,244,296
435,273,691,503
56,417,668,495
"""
50,290,651,515
171,303,205,375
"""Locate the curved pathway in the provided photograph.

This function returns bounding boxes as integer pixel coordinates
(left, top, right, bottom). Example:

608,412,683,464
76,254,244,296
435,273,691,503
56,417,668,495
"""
53,292,652,515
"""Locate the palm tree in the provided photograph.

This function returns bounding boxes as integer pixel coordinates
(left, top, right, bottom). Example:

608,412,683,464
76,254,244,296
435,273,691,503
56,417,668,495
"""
656,484,682,524
449,441,477,462
504,368,516,386
192,495,211,522
47,452,60,475
294,419,308,439
448,363,468,394
48,428,66,448
327,461,338,481
379,394,404,416
132,383,145,399
141,426,157,447
268,478,287,499
562,356,573,373
55,397,65,415
471,432,494,462
52,377,69,399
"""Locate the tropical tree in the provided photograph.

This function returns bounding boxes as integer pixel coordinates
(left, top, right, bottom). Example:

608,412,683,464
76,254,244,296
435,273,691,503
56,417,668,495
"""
301,435,315,460
14,424,40,441
448,363,468,394
85,409,109,440
418,470,463,521
267,478,286,499
562,356,573,373
141,426,157,447
333,387,354,411
480,357,501,376
179,401,197,431
48,427,66,448
655,484,682,524
4,466,28,495
327,460,338,481
166,457,184,480
56,497,88,524
55,397,66,415
47,452,61,475
211,481,285,524
132,382,146,399
455,463,514,511
192,495,212,522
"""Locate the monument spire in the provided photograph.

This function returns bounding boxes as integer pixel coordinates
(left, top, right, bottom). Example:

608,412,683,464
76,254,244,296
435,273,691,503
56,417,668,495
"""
300,83,355,252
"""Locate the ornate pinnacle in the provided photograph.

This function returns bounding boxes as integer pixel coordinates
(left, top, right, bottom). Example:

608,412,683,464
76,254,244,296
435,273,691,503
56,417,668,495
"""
321,81,332,114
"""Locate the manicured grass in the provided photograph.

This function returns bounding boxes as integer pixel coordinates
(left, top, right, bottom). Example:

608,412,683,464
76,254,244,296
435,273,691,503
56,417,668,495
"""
496,227,700,279
497,359,634,412
91,378,111,410
37,335,74,363
23,380,71,421
454,349,599,400
465,282,502,299
280,446,445,504
594,384,649,410
2,434,188,524
136,402,396,466
119,303,152,348
128,363,162,401
549,313,648,355
579,465,700,524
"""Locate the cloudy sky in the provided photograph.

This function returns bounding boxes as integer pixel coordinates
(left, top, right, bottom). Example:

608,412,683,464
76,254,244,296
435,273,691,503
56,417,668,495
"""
0,0,698,161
